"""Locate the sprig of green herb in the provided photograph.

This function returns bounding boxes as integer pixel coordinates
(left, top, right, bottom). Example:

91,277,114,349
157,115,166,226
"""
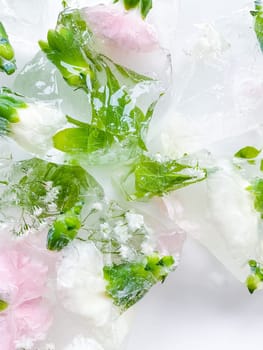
104,254,175,311
1,157,104,249
122,155,207,199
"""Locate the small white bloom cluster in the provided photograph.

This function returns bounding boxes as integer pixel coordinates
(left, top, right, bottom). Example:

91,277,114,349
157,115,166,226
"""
43,181,60,213
125,212,144,232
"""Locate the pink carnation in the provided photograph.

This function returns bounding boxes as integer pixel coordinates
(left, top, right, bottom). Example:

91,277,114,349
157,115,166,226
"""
0,247,52,350
82,4,159,52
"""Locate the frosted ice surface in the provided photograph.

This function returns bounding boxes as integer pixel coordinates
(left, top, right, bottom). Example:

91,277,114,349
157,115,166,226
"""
148,8,263,158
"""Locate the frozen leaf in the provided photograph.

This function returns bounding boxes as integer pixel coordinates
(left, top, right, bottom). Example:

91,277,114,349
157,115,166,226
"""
104,254,174,311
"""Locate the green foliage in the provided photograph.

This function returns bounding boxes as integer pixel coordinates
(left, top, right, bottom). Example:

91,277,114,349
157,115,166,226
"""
0,22,16,75
246,259,263,293
0,299,8,312
251,1,263,51
10,158,101,216
114,0,152,18
104,254,175,311
40,9,158,158
53,125,114,154
47,202,82,250
140,0,153,18
1,158,104,245
234,146,261,159
123,155,207,199
0,88,27,134
248,178,263,218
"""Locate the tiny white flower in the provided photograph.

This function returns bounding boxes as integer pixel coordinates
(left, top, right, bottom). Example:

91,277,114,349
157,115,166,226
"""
100,222,111,238
119,245,132,259
113,222,130,243
33,207,43,217
92,202,103,211
125,212,144,232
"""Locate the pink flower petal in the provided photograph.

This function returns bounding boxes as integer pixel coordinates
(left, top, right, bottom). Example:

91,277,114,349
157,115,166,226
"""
82,5,159,52
0,246,52,348
0,314,14,350
15,299,52,342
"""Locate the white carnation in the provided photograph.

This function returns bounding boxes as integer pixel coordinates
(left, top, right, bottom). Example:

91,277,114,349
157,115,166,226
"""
166,160,259,281
57,241,113,326
11,103,66,156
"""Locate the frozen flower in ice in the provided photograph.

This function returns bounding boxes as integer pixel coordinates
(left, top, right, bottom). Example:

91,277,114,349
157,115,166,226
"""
82,5,159,52
11,102,66,156
57,241,114,326
0,246,52,350
64,336,104,350
167,162,259,280
0,89,66,157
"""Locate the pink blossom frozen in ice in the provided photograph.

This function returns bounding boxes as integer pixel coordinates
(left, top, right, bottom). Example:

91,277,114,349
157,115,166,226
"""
82,4,159,52
0,246,52,350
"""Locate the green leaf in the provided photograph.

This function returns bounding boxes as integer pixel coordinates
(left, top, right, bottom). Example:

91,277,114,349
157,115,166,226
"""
234,146,261,159
104,254,175,311
123,0,140,9
47,202,83,250
0,299,8,312
53,126,114,154
124,155,207,199
251,2,263,51
140,0,152,18
0,22,16,75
